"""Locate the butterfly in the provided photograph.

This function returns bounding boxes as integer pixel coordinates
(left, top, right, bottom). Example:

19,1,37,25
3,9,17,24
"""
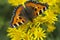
10,1,49,28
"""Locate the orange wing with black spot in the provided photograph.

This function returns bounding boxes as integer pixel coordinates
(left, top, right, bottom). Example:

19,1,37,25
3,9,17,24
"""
25,1,48,17
10,5,28,28
10,1,48,28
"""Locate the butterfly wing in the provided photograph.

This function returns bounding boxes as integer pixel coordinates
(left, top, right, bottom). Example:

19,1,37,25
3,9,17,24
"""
10,5,28,28
10,1,49,28
25,1,48,17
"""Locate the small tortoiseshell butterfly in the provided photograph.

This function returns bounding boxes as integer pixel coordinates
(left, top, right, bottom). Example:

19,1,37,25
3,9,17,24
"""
10,1,49,28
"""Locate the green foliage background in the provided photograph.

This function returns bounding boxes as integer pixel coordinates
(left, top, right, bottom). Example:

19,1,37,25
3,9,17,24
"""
0,0,60,40
0,0,14,40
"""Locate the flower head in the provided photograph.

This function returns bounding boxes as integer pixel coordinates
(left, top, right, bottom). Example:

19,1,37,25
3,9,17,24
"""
47,24,56,32
38,0,57,5
7,28,25,40
33,27,46,40
44,9,58,24
8,0,27,6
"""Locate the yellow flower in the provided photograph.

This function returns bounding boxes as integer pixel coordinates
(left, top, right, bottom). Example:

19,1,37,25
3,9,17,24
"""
7,28,25,40
44,9,58,24
23,31,32,40
39,0,57,5
8,0,27,6
7,23,47,40
47,24,56,32
51,4,60,14
34,27,46,40
34,15,47,24
56,0,60,3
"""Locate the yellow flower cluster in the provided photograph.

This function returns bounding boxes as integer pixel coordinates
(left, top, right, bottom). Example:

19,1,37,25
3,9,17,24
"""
7,27,46,40
8,0,27,6
47,24,56,32
7,0,60,40
39,0,57,5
